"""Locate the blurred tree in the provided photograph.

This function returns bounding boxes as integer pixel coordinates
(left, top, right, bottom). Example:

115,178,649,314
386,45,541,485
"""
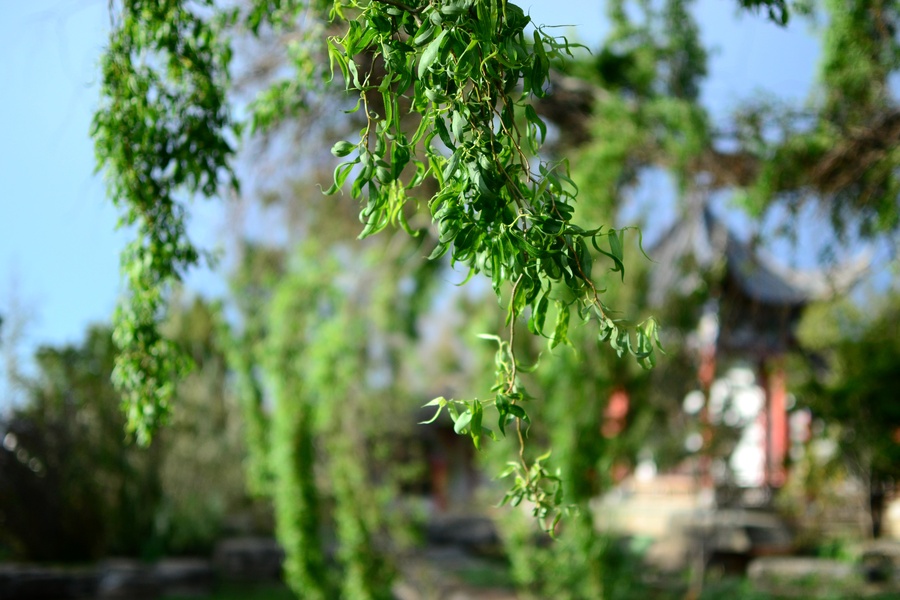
221,223,437,599
0,326,160,561
797,291,900,538
0,298,249,561
155,297,250,555
733,0,900,242
545,0,900,249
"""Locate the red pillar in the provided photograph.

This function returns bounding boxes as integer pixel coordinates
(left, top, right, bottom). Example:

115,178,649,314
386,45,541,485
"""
763,360,788,488
698,346,717,489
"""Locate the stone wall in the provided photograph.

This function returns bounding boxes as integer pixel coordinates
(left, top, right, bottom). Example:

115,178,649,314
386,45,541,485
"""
0,537,281,600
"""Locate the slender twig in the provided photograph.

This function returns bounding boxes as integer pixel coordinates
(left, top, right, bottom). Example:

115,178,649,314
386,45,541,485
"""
506,273,523,392
506,273,528,470
490,101,532,179
517,418,526,467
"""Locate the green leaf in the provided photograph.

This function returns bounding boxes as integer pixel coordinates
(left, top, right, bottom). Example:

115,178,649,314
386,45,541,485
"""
496,393,510,436
413,23,436,46
442,149,461,181
440,0,471,18
419,400,446,424
528,292,549,335
434,116,455,149
470,401,483,449
451,110,465,140
575,237,593,280
331,140,355,157
453,408,473,434
418,29,448,79
593,230,625,281
507,403,528,422
524,104,547,144
608,229,625,280
428,241,450,260
550,301,570,349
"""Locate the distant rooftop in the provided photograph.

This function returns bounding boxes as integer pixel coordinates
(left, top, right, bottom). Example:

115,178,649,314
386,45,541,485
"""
648,194,868,308
648,194,869,356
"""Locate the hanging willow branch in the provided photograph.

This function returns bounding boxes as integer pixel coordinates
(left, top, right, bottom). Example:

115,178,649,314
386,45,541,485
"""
324,0,662,528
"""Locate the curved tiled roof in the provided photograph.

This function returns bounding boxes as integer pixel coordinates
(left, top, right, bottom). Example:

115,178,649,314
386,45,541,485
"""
648,194,869,308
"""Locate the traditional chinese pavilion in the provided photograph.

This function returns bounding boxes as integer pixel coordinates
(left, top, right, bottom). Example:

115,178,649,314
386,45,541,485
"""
648,194,868,488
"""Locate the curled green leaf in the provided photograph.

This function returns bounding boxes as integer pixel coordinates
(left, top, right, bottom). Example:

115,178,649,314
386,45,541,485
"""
331,140,355,157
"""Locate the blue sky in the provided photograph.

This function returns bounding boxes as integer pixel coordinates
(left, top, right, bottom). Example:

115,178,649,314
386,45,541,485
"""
0,0,821,366
1,0,121,354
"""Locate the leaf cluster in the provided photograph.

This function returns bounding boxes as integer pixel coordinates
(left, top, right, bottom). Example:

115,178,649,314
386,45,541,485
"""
93,0,239,443
326,0,662,399
310,0,667,523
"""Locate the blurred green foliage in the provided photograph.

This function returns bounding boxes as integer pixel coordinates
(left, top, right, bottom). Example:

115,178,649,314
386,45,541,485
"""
0,325,160,560
795,290,900,536
0,299,250,561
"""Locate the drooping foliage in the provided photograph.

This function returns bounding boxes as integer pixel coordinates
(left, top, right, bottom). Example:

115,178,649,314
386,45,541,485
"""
93,0,239,444
264,264,334,599
219,243,285,498
92,0,800,450
320,4,670,518
94,0,662,530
